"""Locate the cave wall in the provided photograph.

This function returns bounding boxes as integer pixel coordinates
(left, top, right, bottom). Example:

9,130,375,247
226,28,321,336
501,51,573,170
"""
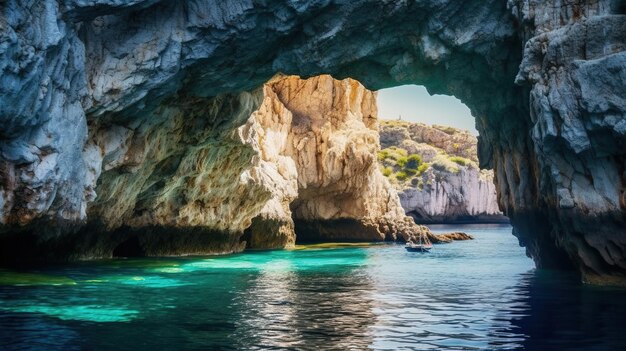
0,0,625,283
506,0,626,283
0,69,430,261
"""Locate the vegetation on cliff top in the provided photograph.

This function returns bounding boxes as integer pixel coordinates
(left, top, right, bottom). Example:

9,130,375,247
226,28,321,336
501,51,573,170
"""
378,120,478,188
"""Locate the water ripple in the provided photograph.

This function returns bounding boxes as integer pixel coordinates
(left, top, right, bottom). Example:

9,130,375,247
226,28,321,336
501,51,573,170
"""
2,224,626,350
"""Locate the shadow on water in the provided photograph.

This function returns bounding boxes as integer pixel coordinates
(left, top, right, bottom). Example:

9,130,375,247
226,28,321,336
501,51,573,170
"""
496,270,626,351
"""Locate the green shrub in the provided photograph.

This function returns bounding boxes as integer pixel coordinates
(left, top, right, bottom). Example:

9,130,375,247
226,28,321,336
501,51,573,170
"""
405,169,417,176
434,125,457,135
377,150,389,161
380,120,410,127
378,147,408,164
388,147,408,159
381,167,392,177
396,156,408,167
404,154,422,170
417,163,430,175
395,171,408,181
449,156,470,166
432,155,460,173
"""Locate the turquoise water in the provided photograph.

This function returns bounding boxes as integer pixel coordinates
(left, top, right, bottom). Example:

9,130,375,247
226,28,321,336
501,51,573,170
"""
1,224,626,350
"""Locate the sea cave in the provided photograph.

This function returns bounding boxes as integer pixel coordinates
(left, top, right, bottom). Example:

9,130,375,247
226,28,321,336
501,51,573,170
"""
1,1,625,349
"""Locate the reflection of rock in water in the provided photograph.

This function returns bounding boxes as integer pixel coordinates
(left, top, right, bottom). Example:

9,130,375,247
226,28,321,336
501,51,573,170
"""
491,271,626,350
231,250,375,350
484,271,533,349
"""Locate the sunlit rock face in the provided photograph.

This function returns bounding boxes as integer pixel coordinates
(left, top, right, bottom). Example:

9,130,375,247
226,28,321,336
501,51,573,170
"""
0,0,625,283
0,68,427,261
239,82,300,250
379,121,506,224
243,75,430,246
265,76,428,243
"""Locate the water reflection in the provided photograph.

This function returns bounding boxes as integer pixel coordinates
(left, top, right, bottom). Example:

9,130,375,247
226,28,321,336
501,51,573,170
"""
508,270,626,350
0,313,84,350
232,250,375,350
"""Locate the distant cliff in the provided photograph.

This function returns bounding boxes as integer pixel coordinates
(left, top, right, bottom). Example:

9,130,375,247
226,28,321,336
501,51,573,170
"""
378,121,508,224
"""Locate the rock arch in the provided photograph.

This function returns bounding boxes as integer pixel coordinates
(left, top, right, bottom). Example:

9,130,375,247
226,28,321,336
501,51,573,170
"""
0,1,625,284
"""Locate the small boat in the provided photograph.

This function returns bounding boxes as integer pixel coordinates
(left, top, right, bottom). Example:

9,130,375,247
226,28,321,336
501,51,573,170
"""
405,235,433,252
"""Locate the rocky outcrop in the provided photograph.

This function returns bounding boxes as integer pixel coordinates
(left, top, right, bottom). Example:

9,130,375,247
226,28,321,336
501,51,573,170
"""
378,121,507,223
270,76,427,243
431,232,474,244
242,75,431,247
380,122,479,162
0,1,625,283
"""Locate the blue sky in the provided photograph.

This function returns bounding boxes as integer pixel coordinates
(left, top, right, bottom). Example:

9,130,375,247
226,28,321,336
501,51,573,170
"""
376,85,478,134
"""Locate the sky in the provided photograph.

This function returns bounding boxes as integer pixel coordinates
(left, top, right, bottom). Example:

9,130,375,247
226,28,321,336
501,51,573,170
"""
376,85,478,135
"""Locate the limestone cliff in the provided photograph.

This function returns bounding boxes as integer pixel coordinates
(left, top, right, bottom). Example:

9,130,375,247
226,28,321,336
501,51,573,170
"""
243,75,429,246
267,76,426,243
0,0,625,284
506,1,626,284
379,121,506,224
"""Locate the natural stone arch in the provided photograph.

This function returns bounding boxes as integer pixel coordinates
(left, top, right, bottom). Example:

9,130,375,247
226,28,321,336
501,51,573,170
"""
0,1,625,284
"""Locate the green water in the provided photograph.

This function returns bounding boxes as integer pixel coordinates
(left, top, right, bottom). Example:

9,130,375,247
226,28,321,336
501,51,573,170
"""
1,224,626,350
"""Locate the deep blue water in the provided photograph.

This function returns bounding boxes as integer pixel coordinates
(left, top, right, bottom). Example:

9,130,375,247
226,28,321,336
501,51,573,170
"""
1,224,626,350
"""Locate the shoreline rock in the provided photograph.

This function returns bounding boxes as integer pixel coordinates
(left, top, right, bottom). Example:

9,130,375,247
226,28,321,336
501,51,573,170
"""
0,75,438,264
430,232,474,244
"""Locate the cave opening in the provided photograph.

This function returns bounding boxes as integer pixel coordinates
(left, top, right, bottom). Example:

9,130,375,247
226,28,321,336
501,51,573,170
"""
374,84,508,225
112,236,145,258
239,75,512,248
1,8,626,351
